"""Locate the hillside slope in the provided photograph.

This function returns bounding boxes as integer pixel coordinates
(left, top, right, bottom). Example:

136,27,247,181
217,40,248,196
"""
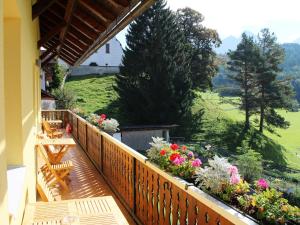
65,75,300,181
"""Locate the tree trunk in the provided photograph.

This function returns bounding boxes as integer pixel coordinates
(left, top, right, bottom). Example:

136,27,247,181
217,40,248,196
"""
259,86,265,133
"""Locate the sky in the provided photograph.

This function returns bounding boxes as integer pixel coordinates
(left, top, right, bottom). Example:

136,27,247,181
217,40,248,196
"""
116,0,300,47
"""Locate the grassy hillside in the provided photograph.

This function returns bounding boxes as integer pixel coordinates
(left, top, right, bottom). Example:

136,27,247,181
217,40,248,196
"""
199,92,300,179
65,75,300,181
65,74,121,119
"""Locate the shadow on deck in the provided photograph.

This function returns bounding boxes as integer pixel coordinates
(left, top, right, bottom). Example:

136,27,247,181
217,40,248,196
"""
37,135,136,225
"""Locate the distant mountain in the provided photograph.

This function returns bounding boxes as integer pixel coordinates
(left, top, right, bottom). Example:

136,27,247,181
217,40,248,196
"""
281,43,300,73
215,36,240,54
293,38,300,44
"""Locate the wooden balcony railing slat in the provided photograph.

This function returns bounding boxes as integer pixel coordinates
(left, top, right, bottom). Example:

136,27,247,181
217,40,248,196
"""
41,110,257,225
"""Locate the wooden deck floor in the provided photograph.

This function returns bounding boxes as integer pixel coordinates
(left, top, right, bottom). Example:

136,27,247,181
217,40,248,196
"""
37,136,136,225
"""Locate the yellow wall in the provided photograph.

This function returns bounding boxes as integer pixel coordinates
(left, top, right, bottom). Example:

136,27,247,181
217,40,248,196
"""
1,0,40,224
0,0,10,223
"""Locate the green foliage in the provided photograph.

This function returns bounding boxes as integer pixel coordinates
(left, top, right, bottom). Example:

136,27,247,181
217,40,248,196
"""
115,0,193,125
237,149,263,183
48,63,66,91
175,7,221,90
227,33,261,129
53,87,76,109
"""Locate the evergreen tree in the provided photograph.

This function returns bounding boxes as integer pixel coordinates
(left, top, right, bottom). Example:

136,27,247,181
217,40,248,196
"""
176,8,221,90
256,29,294,133
227,33,260,129
115,0,193,125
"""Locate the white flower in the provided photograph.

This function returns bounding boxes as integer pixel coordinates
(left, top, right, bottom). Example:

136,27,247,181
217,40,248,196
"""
101,118,119,133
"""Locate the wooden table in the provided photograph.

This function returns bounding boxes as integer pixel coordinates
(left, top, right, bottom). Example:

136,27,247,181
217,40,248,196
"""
37,138,76,164
22,196,129,225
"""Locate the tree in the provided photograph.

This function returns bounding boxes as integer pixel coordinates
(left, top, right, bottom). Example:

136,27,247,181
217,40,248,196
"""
176,8,221,90
227,33,260,129
256,29,294,133
115,0,193,125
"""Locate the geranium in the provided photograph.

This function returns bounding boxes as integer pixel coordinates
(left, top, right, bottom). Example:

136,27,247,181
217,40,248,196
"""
181,145,187,151
173,156,185,165
170,153,180,161
192,158,202,167
160,149,166,156
257,178,269,190
170,143,179,150
187,151,194,158
100,114,106,119
228,165,238,175
230,174,240,184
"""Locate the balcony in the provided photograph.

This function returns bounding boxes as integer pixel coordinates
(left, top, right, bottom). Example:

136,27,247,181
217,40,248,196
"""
25,110,256,225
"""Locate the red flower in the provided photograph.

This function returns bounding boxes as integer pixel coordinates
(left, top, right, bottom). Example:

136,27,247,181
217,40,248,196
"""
170,153,180,161
181,145,187,151
100,114,106,120
160,149,166,156
170,143,179,150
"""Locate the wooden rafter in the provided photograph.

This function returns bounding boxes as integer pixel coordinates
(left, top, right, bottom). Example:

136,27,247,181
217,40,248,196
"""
79,0,115,25
32,0,57,20
112,0,130,7
74,10,106,33
40,42,60,60
68,27,94,45
71,17,98,39
57,0,78,57
38,21,66,48
41,52,57,67
65,35,87,50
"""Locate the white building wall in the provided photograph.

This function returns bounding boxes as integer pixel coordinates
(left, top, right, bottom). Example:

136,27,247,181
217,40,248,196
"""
82,37,123,67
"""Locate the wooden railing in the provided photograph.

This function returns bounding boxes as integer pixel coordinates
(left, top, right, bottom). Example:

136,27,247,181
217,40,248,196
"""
41,110,257,225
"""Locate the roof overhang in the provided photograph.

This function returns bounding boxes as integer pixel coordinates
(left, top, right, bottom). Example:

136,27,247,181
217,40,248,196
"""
33,0,156,67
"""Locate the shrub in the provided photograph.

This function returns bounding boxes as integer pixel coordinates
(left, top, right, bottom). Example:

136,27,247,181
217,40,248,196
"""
53,87,76,109
236,149,263,183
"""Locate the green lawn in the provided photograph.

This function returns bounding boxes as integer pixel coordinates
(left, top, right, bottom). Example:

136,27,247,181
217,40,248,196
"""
201,92,300,173
65,74,119,116
65,75,300,179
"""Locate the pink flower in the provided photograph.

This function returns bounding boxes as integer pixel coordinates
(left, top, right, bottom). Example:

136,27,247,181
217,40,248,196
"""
100,114,106,119
170,153,180,161
187,151,194,158
170,143,179,150
160,149,166,156
181,145,187,151
230,174,240,184
192,158,202,167
228,165,238,175
257,179,269,189
173,156,185,165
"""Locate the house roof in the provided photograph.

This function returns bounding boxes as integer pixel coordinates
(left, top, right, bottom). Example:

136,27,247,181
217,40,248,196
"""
33,0,155,67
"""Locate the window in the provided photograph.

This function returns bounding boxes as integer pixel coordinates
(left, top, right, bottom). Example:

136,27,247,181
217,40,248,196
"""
105,43,110,54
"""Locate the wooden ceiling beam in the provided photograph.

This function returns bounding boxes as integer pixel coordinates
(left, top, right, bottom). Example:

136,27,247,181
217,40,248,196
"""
41,52,57,67
74,9,106,33
38,21,66,48
68,27,94,45
64,38,85,52
71,17,99,39
60,50,77,62
57,0,78,56
62,43,82,57
40,42,60,60
32,0,57,20
60,56,74,65
61,47,80,59
79,0,115,25
65,35,87,50
112,0,130,7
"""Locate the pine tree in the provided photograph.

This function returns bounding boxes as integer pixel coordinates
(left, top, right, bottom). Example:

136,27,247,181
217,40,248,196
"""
256,29,294,133
115,0,193,125
227,33,260,129
176,8,221,90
